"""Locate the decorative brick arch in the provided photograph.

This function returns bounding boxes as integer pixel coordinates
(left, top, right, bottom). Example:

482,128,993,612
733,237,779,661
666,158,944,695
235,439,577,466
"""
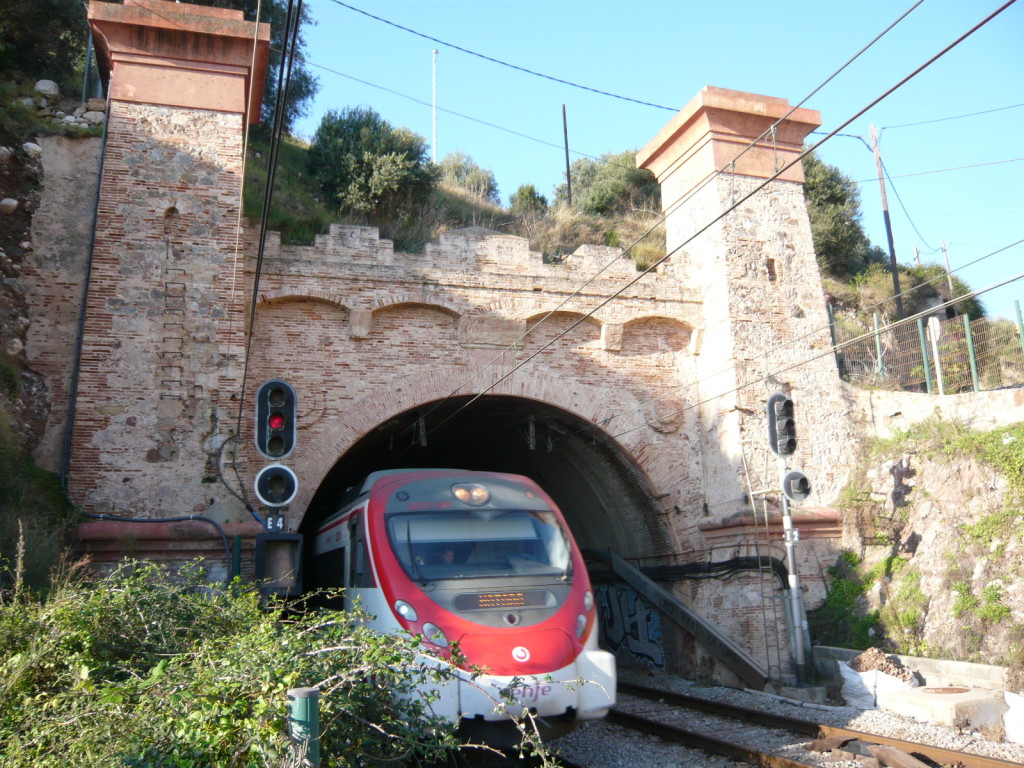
368,292,470,318
258,289,350,311
289,365,658,519
524,309,603,329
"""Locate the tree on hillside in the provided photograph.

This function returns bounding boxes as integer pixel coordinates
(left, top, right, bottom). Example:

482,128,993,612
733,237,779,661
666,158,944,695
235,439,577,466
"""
509,184,548,217
0,0,88,90
438,151,499,203
802,152,887,278
308,106,436,225
554,150,660,216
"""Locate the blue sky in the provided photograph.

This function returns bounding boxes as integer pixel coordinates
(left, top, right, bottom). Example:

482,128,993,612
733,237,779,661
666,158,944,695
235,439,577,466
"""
292,0,1023,318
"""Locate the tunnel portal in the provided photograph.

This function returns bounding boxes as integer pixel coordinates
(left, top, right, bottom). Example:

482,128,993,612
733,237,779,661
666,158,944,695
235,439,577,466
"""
301,395,671,560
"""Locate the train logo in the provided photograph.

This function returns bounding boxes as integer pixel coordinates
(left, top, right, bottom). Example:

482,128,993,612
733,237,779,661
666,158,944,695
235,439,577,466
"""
311,468,617,745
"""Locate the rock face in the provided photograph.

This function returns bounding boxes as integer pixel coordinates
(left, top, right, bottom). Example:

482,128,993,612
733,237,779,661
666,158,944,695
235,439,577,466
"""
0,136,49,450
843,415,1024,670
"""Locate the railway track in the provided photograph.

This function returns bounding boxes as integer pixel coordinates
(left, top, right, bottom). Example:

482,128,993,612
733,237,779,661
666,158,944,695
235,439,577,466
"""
604,680,1020,768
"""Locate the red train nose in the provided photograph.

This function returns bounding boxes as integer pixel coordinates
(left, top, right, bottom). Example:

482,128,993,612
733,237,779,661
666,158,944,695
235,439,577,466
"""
457,628,577,675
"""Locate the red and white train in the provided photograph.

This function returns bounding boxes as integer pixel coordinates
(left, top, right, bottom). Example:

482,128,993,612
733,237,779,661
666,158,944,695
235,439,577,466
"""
312,468,616,744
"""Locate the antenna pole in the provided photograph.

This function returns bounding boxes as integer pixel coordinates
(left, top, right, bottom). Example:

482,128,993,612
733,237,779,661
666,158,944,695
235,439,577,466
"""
432,49,438,163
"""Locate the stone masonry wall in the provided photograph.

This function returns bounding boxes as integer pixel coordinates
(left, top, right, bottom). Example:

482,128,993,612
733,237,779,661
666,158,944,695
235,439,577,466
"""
242,226,710,543
67,101,251,522
22,135,103,469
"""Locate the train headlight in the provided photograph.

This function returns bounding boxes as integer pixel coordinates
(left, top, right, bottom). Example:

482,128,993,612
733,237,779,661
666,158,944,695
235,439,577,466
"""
575,613,587,639
422,622,449,647
394,600,417,622
452,483,490,505
583,590,594,612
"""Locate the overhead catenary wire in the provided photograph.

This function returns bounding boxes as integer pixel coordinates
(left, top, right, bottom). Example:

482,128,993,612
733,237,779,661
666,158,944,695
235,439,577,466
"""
397,0,1019,450
600,267,1024,447
374,0,930,449
299,0,925,181
562,234,1023,447
231,0,307,524
324,0,680,112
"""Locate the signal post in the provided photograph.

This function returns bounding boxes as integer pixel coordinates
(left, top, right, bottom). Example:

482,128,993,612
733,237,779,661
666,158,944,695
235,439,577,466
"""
767,393,812,684
253,379,302,596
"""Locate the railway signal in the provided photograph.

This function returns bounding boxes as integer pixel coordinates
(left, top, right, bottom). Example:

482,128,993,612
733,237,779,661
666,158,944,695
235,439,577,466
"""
255,379,296,459
782,470,811,503
766,393,796,456
254,464,298,508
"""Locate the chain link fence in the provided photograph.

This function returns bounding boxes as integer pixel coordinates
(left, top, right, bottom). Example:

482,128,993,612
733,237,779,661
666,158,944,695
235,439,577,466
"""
831,301,1024,393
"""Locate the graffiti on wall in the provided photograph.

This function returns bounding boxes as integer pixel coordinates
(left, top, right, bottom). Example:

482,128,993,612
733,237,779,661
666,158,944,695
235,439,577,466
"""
595,584,665,667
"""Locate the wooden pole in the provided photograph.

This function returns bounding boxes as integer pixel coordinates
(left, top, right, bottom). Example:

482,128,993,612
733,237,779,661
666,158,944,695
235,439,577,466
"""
870,124,905,320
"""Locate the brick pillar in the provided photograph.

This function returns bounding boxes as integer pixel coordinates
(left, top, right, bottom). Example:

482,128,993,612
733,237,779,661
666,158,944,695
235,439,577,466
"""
71,0,269,532
638,87,854,516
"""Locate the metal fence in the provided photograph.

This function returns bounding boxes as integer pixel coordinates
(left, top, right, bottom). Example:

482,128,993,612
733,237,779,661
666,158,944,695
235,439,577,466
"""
830,300,1024,393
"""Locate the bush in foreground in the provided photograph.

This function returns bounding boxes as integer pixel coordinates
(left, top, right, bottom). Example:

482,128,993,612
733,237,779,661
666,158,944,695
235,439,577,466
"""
0,560,466,767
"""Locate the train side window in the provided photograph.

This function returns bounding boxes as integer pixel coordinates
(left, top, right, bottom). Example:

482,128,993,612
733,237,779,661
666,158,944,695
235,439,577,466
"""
348,513,373,588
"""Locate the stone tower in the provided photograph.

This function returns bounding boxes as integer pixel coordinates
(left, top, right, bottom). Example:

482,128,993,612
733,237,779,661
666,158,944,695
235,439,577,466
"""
638,87,855,517
70,0,269,537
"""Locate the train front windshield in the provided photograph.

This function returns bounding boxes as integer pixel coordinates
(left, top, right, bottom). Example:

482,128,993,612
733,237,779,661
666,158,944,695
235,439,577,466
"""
387,509,571,582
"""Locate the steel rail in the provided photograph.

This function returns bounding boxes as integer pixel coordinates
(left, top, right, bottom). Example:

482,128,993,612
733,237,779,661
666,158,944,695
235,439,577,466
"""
620,680,1020,768
606,708,820,768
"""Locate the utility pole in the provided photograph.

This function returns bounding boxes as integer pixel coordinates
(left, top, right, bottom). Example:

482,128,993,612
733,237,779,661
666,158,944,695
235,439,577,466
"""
432,49,438,163
870,124,905,320
562,104,572,208
941,240,956,306
914,247,921,267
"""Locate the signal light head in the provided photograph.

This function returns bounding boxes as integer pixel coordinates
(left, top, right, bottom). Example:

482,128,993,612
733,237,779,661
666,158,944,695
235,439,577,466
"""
255,379,296,460
766,393,797,456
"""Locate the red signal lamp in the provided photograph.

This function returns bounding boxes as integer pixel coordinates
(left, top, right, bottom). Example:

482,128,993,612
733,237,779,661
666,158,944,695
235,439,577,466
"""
268,413,286,430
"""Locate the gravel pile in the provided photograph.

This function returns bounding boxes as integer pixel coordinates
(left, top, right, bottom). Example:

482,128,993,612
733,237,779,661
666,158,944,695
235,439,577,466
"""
548,668,1024,767
848,647,917,683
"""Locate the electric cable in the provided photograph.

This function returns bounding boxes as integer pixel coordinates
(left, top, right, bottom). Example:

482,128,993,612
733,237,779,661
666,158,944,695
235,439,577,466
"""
373,0,930,449
854,155,1024,184
883,101,1024,130
541,236,1023,450
324,0,679,112
880,156,937,252
298,0,924,183
233,0,307,527
398,0,1019,450
600,267,1024,446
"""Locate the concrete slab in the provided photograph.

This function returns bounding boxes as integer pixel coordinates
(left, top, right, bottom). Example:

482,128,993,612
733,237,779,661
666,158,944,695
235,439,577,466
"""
878,686,1007,729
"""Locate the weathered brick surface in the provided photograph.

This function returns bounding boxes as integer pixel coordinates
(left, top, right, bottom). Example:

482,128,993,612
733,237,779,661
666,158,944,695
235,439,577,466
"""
22,135,103,469
67,101,251,521
22,33,858,682
242,226,708,538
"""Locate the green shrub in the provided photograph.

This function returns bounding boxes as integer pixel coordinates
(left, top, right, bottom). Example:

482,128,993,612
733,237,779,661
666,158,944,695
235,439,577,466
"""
0,561,469,767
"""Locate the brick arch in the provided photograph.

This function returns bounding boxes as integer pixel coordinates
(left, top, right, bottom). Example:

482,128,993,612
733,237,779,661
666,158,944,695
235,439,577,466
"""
368,292,470,318
289,366,658,519
622,314,694,333
258,289,350,311
524,309,603,329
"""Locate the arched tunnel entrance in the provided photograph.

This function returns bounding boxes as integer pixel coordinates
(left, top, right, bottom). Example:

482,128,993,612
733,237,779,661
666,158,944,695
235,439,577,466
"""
300,395,672,560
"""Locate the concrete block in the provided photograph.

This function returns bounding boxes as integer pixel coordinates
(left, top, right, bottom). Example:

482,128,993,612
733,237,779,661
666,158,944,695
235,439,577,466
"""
879,686,1007,729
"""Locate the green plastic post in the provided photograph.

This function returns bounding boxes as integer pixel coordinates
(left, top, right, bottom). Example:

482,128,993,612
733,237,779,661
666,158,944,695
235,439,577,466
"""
963,314,979,392
232,535,241,579
288,687,320,767
916,318,932,394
